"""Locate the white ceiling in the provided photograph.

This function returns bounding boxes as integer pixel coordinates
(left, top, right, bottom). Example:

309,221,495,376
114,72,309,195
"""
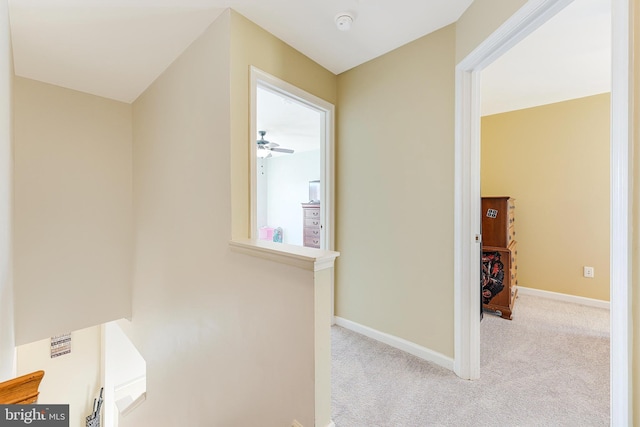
481,0,611,116
8,0,611,113
257,87,321,157
9,0,226,102
8,0,473,103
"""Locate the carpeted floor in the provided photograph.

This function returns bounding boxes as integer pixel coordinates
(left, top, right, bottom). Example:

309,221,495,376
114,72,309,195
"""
331,294,610,426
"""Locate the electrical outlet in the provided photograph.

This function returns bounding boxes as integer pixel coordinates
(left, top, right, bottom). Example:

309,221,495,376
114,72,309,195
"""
583,266,595,278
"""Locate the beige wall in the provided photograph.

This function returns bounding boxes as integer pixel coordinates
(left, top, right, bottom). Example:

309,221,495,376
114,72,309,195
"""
229,10,337,240
336,25,456,357
455,0,528,63
13,78,132,345
126,12,319,426
481,94,610,301
332,0,533,362
17,325,102,427
0,0,14,380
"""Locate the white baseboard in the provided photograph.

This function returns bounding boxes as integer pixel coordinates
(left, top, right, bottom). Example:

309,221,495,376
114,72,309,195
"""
517,286,610,309
117,392,146,417
334,317,454,371
326,422,335,427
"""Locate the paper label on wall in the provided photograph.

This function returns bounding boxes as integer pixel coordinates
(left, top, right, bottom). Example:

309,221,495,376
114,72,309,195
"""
50,333,71,358
486,209,498,218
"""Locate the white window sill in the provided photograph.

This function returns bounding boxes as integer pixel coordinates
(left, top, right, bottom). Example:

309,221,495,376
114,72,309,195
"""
229,238,339,271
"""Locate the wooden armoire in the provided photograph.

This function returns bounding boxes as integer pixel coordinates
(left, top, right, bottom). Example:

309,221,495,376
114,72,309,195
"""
481,196,518,319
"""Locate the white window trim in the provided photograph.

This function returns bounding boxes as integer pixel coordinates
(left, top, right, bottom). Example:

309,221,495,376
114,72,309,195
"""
249,66,336,251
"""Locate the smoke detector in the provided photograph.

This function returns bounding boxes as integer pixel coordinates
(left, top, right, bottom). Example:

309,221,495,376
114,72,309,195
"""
335,12,354,31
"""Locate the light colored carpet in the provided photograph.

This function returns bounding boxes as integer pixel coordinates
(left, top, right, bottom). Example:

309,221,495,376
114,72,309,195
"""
332,294,610,426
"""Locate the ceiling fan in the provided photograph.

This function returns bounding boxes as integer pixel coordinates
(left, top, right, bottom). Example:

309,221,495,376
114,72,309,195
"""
257,130,295,158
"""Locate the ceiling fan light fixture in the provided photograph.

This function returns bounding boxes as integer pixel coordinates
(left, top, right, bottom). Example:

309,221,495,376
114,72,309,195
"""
256,130,293,157
335,12,354,31
257,146,270,158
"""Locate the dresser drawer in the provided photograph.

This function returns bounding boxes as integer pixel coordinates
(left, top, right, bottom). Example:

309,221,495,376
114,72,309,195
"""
509,240,517,275
304,218,321,228
303,236,321,248
507,225,516,245
304,228,321,238
304,208,320,218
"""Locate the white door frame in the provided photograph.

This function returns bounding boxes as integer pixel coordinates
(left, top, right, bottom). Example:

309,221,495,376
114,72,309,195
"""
249,66,336,251
453,0,631,424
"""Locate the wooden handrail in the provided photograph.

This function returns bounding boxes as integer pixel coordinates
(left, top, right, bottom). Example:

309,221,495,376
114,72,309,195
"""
0,370,45,404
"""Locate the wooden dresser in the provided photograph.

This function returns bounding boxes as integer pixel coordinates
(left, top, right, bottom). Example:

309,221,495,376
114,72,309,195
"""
481,197,517,319
302,203,321,248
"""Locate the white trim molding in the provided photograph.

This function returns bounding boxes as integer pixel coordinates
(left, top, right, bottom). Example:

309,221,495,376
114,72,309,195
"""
229,238,339,272
116,392,146,418
609,0,632,424
517,286,610,310
334,317,454,371
454,0,575,381
249,66,336,251
454,0,631,423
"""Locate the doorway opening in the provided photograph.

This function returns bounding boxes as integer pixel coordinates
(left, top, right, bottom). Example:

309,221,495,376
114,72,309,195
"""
249,67,335,251
454,0,631,424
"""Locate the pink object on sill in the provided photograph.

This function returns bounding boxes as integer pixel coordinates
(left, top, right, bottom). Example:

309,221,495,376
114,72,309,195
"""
259,227,274,241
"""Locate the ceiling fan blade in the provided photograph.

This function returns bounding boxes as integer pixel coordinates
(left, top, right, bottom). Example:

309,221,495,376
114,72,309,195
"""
270,147,294,154
266,142,280,148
